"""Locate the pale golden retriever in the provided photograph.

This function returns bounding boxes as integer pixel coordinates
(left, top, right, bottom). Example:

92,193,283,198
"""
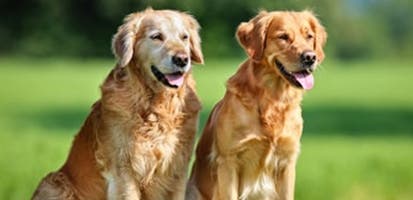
186,11,327,200
32,8,203,200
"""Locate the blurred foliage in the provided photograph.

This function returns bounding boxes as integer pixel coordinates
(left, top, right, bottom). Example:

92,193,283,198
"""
1,0,413,60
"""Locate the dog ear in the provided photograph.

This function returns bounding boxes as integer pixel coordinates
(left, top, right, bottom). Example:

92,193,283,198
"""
112,13,143,68
236,11,272,61
304,11,327,63
181,12,204,64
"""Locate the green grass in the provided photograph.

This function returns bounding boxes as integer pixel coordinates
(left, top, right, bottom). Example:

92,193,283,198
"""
0,57,412,200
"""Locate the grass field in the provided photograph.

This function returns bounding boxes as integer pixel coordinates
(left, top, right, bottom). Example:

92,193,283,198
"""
0,57,412,200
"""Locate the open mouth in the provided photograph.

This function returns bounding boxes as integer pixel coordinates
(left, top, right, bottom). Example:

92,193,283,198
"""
275,60,314,90
151,65,185,88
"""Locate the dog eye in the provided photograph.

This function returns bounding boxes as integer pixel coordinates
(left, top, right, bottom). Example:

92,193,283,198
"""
181,34,189,40
307,34,314,40
278,34,289,41
150,33,164,41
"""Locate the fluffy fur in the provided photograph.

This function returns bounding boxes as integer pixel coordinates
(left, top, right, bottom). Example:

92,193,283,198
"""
186,10,327,200
32,8,204,200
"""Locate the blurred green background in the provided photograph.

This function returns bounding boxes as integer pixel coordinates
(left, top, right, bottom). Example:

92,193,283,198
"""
1,0,412,200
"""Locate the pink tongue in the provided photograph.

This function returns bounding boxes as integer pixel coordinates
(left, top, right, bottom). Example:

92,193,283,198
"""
165,74,184,87
293,72,314,90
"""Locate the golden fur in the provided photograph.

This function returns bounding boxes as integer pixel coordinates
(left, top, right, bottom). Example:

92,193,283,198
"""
186,11,327,200
32,8,204,200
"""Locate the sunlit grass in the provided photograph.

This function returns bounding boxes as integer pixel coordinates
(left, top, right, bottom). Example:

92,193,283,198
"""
297,136,413,200
0,57,412,200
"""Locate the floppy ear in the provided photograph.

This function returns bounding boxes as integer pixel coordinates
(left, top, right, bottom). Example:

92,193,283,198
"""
236,11,272,61
112,13,143,68
304,11,327,63
181,13,204,64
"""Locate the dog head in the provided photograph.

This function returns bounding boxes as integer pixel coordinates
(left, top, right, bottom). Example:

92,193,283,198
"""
112,8,203,89
237,10,327,90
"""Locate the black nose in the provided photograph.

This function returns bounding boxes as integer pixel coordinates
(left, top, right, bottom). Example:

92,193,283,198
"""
172,54,189,68
300,50,317,67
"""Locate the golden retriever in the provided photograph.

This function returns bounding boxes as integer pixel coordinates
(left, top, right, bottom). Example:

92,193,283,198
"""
186,10,327,200
32,8,203,200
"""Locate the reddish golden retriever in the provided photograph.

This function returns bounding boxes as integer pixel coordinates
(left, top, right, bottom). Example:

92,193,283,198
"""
186,10,327,200
32,8,203,200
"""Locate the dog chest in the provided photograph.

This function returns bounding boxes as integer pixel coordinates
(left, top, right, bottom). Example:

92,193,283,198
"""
100,116,185,186
131,120,182,175
237,135,300,199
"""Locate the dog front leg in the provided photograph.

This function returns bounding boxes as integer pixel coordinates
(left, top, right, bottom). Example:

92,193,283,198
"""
276,160,296,200
107,171,141,200
213,156,239,200
169,172,188,200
